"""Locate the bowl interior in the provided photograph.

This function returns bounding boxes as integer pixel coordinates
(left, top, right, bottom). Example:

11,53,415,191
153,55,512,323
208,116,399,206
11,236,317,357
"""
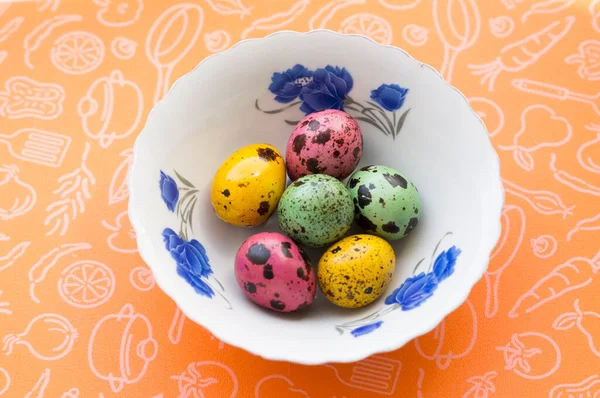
129,31,502,364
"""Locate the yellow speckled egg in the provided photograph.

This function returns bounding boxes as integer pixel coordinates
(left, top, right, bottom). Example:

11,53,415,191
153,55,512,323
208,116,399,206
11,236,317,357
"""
318,234,395,308
211,144,286,226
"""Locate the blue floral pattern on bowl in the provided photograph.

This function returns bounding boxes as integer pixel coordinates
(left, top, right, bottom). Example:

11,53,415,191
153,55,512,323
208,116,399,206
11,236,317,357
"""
336,232,461,337
159,170,230,308
256,64,411,139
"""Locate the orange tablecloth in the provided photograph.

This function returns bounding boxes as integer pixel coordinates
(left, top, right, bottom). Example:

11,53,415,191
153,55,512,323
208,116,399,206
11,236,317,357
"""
1,0,599,396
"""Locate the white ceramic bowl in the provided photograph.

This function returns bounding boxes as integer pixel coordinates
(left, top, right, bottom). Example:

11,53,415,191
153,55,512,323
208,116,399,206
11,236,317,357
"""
129,30,504,364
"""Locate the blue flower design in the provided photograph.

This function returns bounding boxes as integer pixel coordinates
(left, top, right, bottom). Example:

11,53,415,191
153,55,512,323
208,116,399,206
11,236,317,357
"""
351,321,383,337
159,171,179,212
385,272,438,310
433,245,462,283
370,84,409,112
162,228,214,298
268,64,313,103
299,65,353,114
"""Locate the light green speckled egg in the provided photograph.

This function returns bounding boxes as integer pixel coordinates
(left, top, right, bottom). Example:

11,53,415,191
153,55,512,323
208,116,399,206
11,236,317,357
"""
347,165,421,240
277,174,354,247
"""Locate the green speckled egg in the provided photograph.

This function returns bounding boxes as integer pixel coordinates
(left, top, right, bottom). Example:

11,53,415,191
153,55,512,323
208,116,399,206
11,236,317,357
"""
347,165,421,240
277,174,354,247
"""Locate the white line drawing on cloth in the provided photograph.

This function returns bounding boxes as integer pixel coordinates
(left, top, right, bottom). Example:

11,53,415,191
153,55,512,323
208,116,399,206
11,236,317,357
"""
78,70,144,148
554,299,600,358
203,0,253,19
565,40,600,81
210,335,225,349
93,0,143,27
322,355,402,395
255,375,309,398
502,178,574,218
44,143,96,236
0,128,71,168
129,266,155,291
567,213,600,242
102,210,137,253
51,31,105,75
509,251,600,318
0,291,10,315
463,371,497,398
60,388,80,398
468,97,505,137
489,16,514,38
470,17,575,91
0,367,9,396
402,24,429,46
498,105,572,171
530,235,557,258
108,148,133,205
378,0,421,10
339,14,392,45
146,3,204,104
0,52,6,65
25,368,50,398
3,313,78,360
88,304,158,392
484,205,525,318
0,76,65,120
497,332,561,380
521,0,575,22
549,374,600,397
550,153,600,197
110,37,137,60
204,30,230,53
58,260,116,308
0,17,24,42
37,0,60,12
590,0,600,33
579,124,600,173
24,15,82,69
415,299,477,370
417,368,425,398
0,241,30,272
28,242,92,303
512,78,600,116
308,0,366,30
0,165,37,220
489,15,515,39
0,234,8,241
433,0,481,83
171,361,238,398
169,307,186,344
242,0,310,39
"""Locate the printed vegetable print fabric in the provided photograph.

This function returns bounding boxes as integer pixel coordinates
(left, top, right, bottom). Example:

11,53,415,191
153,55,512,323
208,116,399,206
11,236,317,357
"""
1,0,599,397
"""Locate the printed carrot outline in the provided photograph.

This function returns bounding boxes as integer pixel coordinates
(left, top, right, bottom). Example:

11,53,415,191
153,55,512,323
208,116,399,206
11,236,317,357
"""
549,374,600,397
469,17,575,91
567,213,600,241
509,251,600,318
550,153,600,197
503,178,574,218
241,0,310,39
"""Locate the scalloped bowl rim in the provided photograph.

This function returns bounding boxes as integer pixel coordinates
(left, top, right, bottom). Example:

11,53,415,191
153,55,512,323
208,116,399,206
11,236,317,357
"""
128,30,505,364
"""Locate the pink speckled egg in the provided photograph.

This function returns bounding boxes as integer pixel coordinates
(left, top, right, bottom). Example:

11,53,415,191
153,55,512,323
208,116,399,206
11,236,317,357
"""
286,109,363,181
234,232,316,312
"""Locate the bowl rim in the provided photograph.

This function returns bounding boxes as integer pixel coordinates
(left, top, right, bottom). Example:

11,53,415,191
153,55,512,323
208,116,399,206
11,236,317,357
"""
128,29,505,365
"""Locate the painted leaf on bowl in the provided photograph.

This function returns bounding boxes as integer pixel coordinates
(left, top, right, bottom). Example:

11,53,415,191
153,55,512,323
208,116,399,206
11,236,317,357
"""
336,232,461,336
256,64,412,139
159,170,231,308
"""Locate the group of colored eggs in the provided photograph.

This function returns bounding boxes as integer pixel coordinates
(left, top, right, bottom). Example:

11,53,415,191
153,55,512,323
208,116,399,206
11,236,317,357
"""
210,109,422,313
